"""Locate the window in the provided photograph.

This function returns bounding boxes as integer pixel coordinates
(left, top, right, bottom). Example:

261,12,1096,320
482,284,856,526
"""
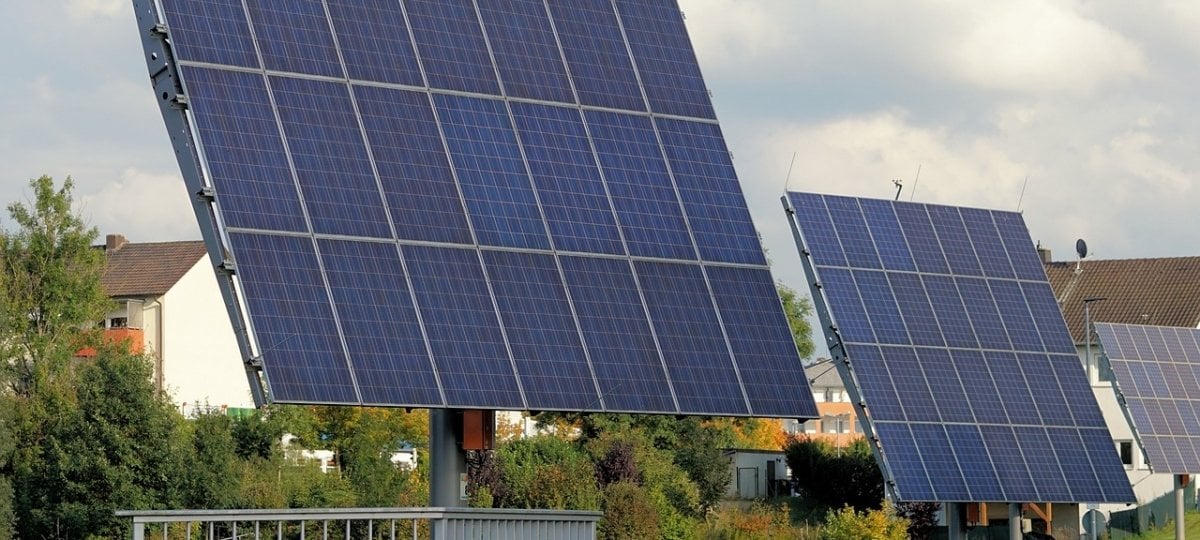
821,416,838,434
1117,440,1133,469
108,317,128,328
813,389,826,403
837,414,852,434
803,420,817,434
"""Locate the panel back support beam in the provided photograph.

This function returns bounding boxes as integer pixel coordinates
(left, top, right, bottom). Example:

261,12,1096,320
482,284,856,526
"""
782,196,898,501
131,0,267,406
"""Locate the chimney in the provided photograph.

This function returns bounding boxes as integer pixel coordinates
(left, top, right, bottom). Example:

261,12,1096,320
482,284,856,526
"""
106,234,128,253
1036,242,1051,264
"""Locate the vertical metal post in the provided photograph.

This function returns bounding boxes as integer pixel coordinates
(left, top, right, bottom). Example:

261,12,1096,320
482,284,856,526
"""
945,503,966,540
133,520,146,540
431,409,467,540
1177,474,1187,540
1009,503,1023,540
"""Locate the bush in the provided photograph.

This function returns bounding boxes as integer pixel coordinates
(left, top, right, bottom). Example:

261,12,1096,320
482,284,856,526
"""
600,482,659,540
786,437,883,511
895,501,941,540
700,501,818,540
493,436,601,510
820,505,907,540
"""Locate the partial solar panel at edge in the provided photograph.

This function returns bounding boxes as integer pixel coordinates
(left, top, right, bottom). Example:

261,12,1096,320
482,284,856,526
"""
132,0,817,419
784,192,1133,503
1095,322,1200,473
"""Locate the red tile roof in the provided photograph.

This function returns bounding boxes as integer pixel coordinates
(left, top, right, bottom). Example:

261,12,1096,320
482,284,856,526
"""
1044,257,1200,343
101,239,207,297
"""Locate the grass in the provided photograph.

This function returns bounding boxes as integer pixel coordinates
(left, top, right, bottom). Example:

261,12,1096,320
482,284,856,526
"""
1134,510,1200,540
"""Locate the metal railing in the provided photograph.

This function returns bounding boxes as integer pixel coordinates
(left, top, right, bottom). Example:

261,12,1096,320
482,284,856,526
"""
116,507,601,540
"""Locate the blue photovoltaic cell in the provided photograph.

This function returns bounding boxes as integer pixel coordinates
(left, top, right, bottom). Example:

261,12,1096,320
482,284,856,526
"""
434,94,549,250
245,0,342,78
270,76,392,238
228,233,356,403
859,198,916,271
482,250,600,411
548,0,646,111
325,0,423,86
657,119,765,265
926,205,982,277
402,245,523,409
318,239,441,406
354,86,472,244
787,193,847,267
510,102,623,255
1097,322,1200,473
586,110,695,260
707,266,818,418
874,423,936,501
944,424,1003,501
842,345,904,422
160,0,258,67
560,256,675,413
960,208,1014,279
182,67,307,232
825,196,882,270
652,120,763,265
147,0,815,417
404,0,500,95
616,0,715,119
787,192,1134,502
478,0,573,103
636,261,745,415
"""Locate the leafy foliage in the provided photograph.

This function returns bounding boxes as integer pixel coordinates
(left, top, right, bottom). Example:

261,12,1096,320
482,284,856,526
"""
599,482,659,540
0,176,110,398
819,504,908,540
786,437,884,511
778,283,816,360
596,440,639,487
895,501,941,540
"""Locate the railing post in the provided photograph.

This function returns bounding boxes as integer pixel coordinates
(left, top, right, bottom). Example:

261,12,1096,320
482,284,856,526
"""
132,520,145,540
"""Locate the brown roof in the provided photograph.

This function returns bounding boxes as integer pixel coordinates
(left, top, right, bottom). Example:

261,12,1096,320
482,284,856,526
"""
1044,257,1200,343
101,238,207,297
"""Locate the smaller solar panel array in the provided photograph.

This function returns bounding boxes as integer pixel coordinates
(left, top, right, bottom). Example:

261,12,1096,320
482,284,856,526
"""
786,192,1134,503
1096,322,1200,473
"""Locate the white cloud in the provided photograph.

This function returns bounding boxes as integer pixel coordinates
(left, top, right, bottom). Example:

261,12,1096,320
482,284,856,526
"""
65,0,125,20
941,1,1146,95
77,168,199,241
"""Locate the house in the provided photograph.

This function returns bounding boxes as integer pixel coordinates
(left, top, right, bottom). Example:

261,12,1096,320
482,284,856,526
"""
784,361,862,447
98,234,253,411
1042,247,1200,533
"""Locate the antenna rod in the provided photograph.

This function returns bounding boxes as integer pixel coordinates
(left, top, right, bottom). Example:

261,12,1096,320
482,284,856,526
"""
1016,174,1029,211
908,164,921,201
783,151,798,192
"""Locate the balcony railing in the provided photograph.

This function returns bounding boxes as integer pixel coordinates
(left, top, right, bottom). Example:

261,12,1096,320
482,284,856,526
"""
116,507,601,540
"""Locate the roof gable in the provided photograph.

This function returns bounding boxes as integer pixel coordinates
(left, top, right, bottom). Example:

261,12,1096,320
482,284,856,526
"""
101,240,208,297
1044,256,1200,343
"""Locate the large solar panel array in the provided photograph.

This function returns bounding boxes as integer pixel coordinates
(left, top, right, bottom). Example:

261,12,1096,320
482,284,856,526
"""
1096,322,1200,473
135,0,817,417
785,192,1134,503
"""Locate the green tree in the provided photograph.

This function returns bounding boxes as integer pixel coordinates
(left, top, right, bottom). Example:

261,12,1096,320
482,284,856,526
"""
181,411,241,509
786,437,884,511
0,176,110,398
778,282,816,361
820,504,907,540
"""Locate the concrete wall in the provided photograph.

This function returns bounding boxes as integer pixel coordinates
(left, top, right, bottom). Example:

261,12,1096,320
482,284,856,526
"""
161,255,253,409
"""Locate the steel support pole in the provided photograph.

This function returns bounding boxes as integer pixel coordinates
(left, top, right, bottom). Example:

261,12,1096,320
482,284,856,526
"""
1009,503,1023,540
945,503,966,540
429,409,466,508
1177,474,1187,540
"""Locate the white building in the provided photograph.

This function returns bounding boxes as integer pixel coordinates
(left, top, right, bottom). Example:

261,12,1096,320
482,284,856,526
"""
98,234,253,410
1043,249,1200,531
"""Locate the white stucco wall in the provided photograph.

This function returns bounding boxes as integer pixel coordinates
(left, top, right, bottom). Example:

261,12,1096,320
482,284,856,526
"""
161,255,253,409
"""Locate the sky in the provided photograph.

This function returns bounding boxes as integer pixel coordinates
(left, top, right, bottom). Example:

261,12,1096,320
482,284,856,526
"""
2,1,1198,358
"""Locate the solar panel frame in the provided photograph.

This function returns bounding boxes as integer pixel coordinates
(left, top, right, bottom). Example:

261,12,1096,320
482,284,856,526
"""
133,0,817,418
1097,322,1200,473
785,192,1134,503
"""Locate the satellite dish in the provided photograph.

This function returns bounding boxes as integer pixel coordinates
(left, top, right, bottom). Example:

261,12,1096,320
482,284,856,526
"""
1076,239,1088,259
